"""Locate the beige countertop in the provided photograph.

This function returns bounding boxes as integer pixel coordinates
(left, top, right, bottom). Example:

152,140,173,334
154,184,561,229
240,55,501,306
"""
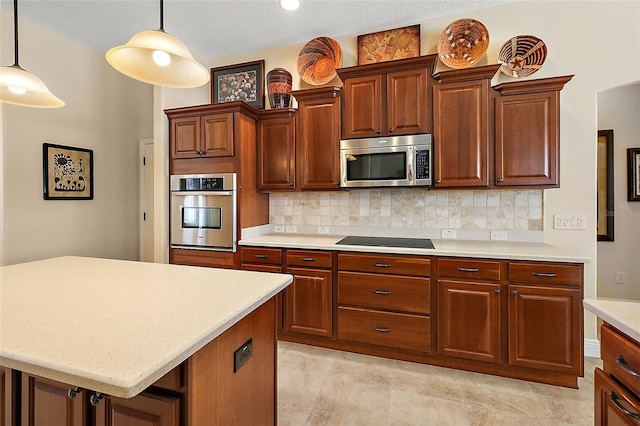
0,256,292,398
239,234,590,263
583,298,640,342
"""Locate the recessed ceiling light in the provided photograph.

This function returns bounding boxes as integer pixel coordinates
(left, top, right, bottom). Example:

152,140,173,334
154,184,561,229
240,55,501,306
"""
280,0,300,11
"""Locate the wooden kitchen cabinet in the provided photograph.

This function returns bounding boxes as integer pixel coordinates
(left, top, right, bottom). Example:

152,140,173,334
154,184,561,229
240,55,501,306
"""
507,261,583,375
1,368,18,426
170,113,234,159
437,258,502,364
285,250,334,338
337,252,431,353
21,374,88,426
292,87,342,190
257,108,297,190
96,391,180,426
494,76,573,187
336,55,436,139
432,65,499,188
594,323,640,425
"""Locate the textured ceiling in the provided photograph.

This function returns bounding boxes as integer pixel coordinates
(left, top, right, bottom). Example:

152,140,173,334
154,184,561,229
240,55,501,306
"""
1,0,518,61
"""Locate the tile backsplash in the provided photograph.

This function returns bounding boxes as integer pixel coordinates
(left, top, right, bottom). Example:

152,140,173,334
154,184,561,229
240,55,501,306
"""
269,188,544,242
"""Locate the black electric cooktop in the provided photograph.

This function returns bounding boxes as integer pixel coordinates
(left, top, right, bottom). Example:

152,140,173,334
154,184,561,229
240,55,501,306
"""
335,236,435,249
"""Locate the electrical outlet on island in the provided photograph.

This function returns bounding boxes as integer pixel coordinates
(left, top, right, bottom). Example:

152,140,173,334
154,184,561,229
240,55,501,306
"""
285,225,297,233
441,229,457,239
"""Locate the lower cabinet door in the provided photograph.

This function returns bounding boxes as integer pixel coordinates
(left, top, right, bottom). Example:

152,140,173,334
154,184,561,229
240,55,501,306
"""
21,374,88,426
438,280,501,363
96,391,180,426
508,284,582,374
595,368,640,425
285,267,333,337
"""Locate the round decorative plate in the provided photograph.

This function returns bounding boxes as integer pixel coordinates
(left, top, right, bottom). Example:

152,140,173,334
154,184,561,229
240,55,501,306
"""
497,35,547,78
437,18,489,69
297,37,343,85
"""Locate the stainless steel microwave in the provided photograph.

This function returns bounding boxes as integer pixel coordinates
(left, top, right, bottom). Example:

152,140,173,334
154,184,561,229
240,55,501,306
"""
339,134,432,188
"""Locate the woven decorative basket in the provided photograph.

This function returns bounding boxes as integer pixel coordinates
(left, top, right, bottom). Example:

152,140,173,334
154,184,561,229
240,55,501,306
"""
498,35,548,78
297,37,343,86
437,18,489,69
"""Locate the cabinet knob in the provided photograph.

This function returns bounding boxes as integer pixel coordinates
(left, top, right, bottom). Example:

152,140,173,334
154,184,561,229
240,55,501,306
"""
510,290,518,296
89,393,104,407
436,179,441,184
497,177,504,182
388,128,394,133
68,388,81,400
290,182,294,186
376,129,381,134
493,289,501,294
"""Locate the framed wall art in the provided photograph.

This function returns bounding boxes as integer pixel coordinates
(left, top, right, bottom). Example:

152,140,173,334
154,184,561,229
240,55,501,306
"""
43,143,93,200
210,59,265,109
597,130,614,240
628,147,640,201
357,24,420,65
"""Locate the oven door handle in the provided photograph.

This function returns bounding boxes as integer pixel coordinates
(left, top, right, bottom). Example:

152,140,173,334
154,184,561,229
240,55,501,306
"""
171,191,233,196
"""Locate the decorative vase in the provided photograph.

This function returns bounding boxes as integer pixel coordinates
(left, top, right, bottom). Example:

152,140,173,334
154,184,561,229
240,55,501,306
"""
266,68,292,108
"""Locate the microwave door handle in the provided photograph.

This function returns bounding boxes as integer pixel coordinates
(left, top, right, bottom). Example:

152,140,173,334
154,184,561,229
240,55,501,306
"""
407,147,414,183
171,191,233,196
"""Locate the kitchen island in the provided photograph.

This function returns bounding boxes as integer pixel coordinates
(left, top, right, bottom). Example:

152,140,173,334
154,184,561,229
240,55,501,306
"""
0,256,292,425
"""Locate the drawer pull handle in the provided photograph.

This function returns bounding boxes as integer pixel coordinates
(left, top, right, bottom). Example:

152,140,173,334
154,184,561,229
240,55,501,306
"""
301,257,317,262
373,290,392,295
617,355,640,378
610,391,640,420
373,327,391,333
457,267,479,273
531,272,557,278
254,254,269,259
374,263,391,268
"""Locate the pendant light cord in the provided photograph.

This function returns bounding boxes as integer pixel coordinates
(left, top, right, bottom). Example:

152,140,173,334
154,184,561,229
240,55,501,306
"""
13,0,19,66
159,0,164,31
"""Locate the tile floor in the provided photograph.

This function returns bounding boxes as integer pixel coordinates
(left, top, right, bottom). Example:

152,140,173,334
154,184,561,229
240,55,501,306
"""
277,341,600,426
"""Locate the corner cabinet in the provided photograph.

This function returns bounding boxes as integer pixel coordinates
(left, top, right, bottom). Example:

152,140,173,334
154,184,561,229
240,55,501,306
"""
336,55,436,139
257,108,297,190
494,76,573,187
432,65,500,188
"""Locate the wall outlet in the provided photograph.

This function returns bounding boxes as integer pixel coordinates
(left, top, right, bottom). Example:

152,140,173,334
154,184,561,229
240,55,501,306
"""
553,214,587,230
317,226,329,234
442,229,457,239
615,272,625,284
490,230,508,241
285,225,297,233
273,225,285,233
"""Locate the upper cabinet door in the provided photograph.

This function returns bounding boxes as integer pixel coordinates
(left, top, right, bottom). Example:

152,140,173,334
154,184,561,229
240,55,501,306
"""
296,89,341,190
433,79,490,187
201,113,234,158
171,116,201,159
341,75,382,139
257,114,297,190
386,68,429,136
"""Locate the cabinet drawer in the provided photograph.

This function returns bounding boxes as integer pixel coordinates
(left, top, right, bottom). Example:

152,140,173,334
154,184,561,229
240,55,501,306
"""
438,258,501,281
508,261,582,286
151,364,185,392
338,252,430,277
601,323,640,396
338,272,430,314
338,306,430,352
595,367,640,425
240,247,283,265
287,250,332,268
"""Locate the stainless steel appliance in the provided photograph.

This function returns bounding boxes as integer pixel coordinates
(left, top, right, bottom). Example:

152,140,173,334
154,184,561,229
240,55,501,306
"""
170,173,237,252
339,134,432,188
335,236,435,249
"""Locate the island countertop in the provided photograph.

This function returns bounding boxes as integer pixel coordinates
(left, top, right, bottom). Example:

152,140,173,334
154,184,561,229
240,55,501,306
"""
0,256,292,398
239,233,590,263
583,298,640,342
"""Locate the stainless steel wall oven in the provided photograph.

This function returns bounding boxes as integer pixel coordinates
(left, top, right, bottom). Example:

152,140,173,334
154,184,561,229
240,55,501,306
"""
170,173,237,252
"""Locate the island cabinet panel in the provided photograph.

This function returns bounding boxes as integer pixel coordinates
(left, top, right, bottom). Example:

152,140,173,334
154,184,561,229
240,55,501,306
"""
21,374,88,426
95,392,180,426
337,55,436,139
594,368,640,426
293,87,342,190
507,263,583,375
432,65,499,188
600,323,640,396
1,368,19,426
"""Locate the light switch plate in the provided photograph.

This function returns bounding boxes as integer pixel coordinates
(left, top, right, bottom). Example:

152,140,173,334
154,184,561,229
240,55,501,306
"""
285,225,297,233
441,229,457,239
553,214,587,230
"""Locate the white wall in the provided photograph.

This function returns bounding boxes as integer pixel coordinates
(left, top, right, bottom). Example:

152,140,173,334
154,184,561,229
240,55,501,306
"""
597,83,640,300
151,0,640,342
1,10,153,265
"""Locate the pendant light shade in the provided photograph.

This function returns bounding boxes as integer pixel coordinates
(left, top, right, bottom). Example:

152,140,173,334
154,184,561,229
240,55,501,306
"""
0,0,64,108
106,1,209,88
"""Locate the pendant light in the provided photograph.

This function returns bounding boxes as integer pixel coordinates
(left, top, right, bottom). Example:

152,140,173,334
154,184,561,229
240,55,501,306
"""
0,0,64,108
106,0,209,88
